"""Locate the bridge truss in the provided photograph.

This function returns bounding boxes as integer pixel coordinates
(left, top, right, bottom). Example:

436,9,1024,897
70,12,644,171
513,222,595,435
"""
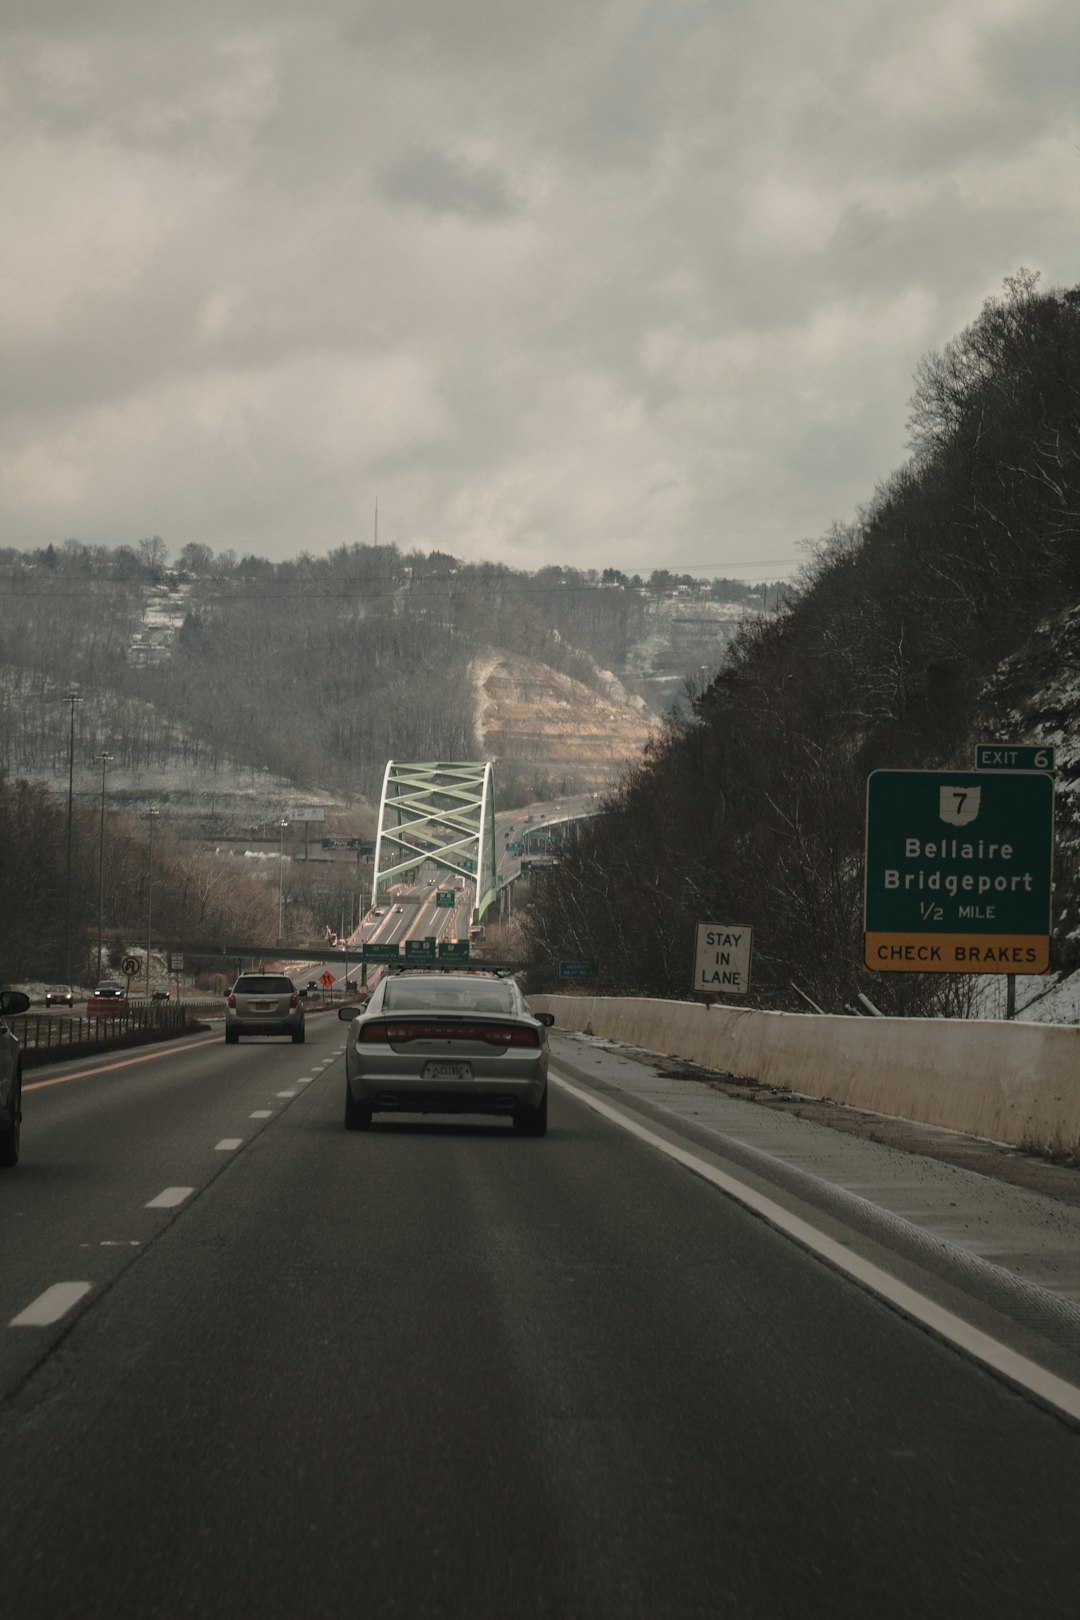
373,760,498,923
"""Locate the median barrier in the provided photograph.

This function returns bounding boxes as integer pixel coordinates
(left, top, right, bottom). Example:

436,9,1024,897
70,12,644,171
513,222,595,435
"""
14,1000,223,1068
532,994,1080,1154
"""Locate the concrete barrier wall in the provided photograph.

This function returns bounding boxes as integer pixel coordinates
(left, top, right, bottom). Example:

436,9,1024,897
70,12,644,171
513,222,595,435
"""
533,995,1080,1153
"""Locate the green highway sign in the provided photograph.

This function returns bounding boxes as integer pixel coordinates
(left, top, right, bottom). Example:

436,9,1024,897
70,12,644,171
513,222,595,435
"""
975,743,1055,773
435,890,455,907
405,939,436,963
558,960,599,979
362,942,400,963
437,940,470,961
864,770,1054,973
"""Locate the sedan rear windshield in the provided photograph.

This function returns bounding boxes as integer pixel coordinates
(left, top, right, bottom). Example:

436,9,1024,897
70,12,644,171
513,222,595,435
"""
234,977,295,993
382,979,516,1015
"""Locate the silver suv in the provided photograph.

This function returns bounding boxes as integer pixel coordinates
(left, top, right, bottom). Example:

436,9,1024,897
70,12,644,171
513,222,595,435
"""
225,974,305,1044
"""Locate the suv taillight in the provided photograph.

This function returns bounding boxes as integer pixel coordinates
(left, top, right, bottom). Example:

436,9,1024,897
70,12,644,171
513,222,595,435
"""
227,994,236,1008
290,993,298,1009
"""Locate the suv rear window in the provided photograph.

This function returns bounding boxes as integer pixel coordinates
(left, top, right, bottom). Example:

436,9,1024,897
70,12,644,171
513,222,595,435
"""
233,976,295,993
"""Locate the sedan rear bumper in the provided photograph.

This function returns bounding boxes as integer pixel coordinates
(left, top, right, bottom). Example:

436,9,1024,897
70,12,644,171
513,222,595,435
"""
347,1069,545,1114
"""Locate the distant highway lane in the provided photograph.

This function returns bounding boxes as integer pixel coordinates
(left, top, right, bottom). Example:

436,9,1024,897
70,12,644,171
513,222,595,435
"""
0,1021,1076,1619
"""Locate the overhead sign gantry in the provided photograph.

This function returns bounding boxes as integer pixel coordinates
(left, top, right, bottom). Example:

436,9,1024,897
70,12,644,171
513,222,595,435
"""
373,760,498,924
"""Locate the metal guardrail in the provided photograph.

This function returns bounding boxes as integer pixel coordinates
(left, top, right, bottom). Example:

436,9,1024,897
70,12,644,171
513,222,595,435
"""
12,1000,223,1056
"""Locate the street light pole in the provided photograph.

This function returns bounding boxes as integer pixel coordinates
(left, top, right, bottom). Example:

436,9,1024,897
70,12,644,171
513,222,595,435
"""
278,819,289,941
63,687,82,982
96,752,112,982
146,807,159,997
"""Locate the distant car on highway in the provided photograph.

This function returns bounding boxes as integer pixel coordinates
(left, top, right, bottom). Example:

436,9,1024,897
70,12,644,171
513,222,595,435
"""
338,970,554,1134
45,985,73,1007
88,982,130,1017
151,987,170,1001
225,974,304,1044
0,988,30,1166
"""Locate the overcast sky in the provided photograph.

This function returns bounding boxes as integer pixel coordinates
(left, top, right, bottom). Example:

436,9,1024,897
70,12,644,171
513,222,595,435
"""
2,0,1077,580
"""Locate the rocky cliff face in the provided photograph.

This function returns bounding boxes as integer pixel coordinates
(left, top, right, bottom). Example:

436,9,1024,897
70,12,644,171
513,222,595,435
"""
472,650,658,797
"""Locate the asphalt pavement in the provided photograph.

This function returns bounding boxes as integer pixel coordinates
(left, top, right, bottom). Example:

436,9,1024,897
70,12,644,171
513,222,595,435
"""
1,1014,1077,1619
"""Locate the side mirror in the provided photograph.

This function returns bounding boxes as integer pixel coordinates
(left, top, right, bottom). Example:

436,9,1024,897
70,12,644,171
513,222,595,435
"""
536,1011,555,1027
0,990,31,1017
338,1005,363,1021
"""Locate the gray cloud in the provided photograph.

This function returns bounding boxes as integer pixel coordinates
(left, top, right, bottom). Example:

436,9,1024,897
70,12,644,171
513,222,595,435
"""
377,147,517,219
1,0,1077,577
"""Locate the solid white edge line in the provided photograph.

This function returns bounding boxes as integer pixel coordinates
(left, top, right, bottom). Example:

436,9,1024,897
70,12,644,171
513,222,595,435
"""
145,1186,195,1209
10,1281,93,1328
551,1071,1080,1425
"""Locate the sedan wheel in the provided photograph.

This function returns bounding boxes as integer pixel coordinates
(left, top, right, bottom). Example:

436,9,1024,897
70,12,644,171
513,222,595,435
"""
0,1077,21,1167
513,1088,548,1137
344,1084,373,1131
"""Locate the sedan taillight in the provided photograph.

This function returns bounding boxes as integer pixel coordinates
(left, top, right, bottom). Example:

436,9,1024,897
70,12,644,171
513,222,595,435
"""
359,1019,539,1047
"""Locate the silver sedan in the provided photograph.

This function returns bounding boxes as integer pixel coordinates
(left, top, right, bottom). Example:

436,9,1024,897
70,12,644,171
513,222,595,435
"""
338,972,553,1134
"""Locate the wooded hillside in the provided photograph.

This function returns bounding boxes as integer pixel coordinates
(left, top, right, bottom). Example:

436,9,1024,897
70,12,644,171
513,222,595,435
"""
523,273,1080,1014
0,540,761,800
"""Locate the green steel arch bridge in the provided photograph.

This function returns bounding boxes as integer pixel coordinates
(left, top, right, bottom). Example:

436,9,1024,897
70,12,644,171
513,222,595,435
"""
373,760,498,925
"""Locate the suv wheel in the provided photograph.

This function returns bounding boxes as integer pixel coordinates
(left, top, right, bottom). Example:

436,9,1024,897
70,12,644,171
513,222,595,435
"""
225,1029,239,1044
292,1026,305,1044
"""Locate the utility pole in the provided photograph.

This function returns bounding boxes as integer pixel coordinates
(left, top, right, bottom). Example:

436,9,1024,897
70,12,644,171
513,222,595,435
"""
63,687,83,982
145,807,159,996
96,752,112,982
278,819,289,942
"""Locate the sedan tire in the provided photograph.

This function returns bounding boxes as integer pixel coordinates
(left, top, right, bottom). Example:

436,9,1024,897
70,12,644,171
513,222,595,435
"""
513,1088,548,1138
0,1072,21,1167
344,1085,373,1131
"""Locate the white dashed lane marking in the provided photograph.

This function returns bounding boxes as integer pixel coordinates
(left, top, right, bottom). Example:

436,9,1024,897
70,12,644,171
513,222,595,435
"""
10,1282,93,1328
215,1139,243,1152
276,1090,297,1099
250,1110,273,1118
145,1187,195,1210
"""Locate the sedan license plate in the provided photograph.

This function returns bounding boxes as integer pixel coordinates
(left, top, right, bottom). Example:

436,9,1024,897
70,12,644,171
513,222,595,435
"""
423,1061,471,1081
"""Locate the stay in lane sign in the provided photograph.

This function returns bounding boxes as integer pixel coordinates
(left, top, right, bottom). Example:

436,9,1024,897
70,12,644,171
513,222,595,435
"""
693,924,752,994
864,770,1054,973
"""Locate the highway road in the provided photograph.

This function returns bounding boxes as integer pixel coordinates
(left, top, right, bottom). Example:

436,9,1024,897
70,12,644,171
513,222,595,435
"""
2,1014,1077,1618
